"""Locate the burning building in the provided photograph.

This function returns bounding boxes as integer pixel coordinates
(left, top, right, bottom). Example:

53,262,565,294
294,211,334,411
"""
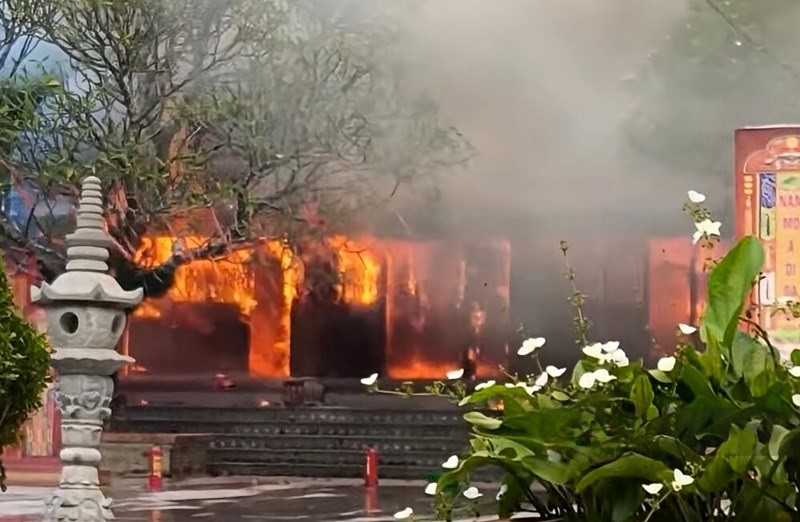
126,231,513,381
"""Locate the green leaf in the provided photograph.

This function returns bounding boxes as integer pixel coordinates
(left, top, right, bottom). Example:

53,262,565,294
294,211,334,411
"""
630,374,654,419
718,424,757,474
769,425,791,461
502,408,584,444
791,349,800,367
732,331,761,378
701,236,765,349
576,453,672,493
463,411,502,430
551,391,570,402
648,369,672,384
743,343,775,398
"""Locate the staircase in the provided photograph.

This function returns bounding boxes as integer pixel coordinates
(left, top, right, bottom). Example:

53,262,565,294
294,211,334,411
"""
110,405,474,479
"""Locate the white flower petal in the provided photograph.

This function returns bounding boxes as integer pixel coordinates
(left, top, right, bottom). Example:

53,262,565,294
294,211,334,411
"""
546,365,567,378
657,356,677,372
692,230,703,245
578,372,596,389
524,385,541,396
424,482,437,496
360,373,378,386
778,296,794,305
610,350,629,366
790,368,800,378
446,368,465,380
442,455,459,469
678,323,697,335
534,373,549,387
475,380,496,390
582,343,605,360
593,369,616,383
504,383,515,388
792,394,800,408
518,337,546,356
463,486,482,500
688,190,706,203
394,508,414,520
601,341,620,353
496,484,508,501
673,469,694,487
642,483,664,495
695,219,722,238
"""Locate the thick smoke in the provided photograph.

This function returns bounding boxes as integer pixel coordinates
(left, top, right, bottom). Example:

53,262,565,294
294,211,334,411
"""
369,0,693,365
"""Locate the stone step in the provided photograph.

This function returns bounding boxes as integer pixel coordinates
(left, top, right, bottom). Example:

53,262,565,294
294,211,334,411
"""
209,461,502,481
209,461,444,480
209,448,455,468
113,419,468,438
211,434,467,453
115,406,464,425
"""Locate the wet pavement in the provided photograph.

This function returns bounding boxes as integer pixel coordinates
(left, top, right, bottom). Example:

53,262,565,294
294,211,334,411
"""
0,477,508,522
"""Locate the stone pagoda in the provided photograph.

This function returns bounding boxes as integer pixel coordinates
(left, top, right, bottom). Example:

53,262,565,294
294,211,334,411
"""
31,176,143,521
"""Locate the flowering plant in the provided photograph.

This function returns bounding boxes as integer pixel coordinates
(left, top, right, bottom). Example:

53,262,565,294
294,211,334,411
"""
378,192,800,521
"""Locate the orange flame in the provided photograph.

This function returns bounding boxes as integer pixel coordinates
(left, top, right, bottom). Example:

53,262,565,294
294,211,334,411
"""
132,235,384,377
327,236,382,307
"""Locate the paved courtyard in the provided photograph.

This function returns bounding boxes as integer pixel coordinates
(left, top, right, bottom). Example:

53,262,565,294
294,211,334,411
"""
0,477,511,522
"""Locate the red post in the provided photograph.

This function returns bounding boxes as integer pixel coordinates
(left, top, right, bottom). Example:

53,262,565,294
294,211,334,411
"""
365,446,378,487
148,445,163,490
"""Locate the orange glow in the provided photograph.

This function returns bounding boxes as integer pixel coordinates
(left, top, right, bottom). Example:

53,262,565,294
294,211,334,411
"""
132,236,257,318
389,355,498,381
131,234,509,380
327,236,382,307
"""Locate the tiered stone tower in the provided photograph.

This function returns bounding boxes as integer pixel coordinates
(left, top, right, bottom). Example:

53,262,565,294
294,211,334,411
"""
32,176,143,521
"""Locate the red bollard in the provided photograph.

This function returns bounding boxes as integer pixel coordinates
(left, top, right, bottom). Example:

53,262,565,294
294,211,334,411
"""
148,444,163,490
365,446,378,487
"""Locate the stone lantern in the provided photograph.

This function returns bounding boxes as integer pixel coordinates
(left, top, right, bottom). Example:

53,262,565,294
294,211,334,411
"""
31,176,143,521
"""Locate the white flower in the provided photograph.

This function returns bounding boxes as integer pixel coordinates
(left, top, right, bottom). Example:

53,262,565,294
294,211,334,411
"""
442,455,459,469
394,508,414,520
360,373,378,386
578,372,596,389
642,483,664,495
678,323,697,335
447,368,465,380
524,385,541,396
583,341,625,366
504,383,515,388
657,356,677,372
546,366,567,378
693,219,722,245
424,482,437,496
463,486,482,500
719,499,732,516
496,484,508,501
610,350,630,368
790,367,800,378
582,343,605,360
793,394,800,408
475,380,496,390
593,369,616,383
687,190,706,204
534,373,549,387
518,337,546,356
671,469,694,491
601,341,620,353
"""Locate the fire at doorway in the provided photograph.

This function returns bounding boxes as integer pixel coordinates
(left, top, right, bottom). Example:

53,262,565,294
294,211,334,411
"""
126,235,512,381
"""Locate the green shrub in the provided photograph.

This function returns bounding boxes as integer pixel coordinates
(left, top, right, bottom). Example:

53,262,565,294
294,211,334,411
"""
0,268,50,492
373,193,800,521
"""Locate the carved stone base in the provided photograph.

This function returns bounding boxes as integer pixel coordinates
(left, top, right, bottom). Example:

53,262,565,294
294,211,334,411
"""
45,487,113,521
